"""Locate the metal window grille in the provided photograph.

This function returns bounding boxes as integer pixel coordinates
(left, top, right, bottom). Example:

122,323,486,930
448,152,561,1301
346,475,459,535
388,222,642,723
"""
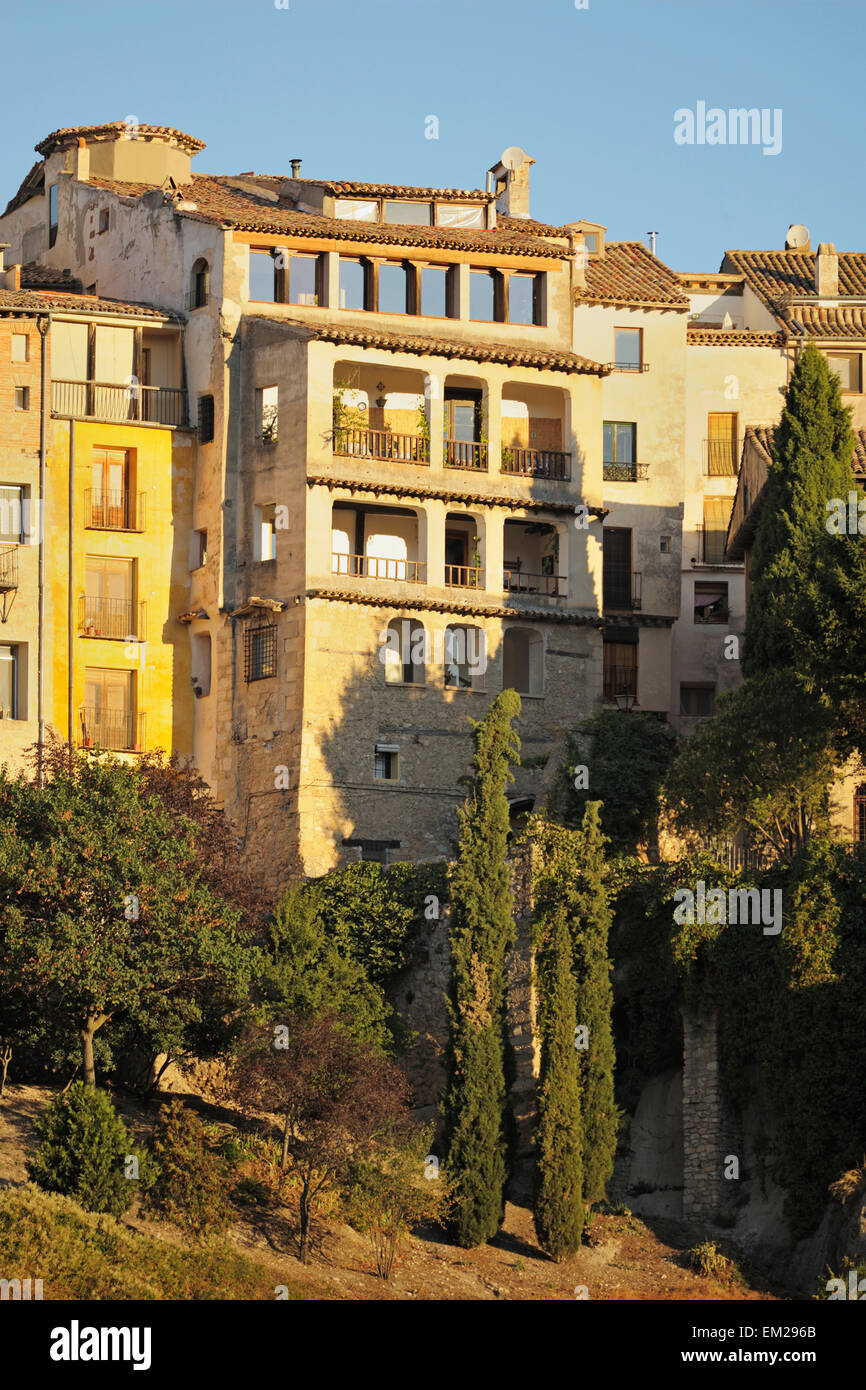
198,395,215,443
244,625,277,681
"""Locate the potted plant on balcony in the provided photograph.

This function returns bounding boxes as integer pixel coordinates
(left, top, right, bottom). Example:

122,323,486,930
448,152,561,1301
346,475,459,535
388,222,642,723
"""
470,535,481,588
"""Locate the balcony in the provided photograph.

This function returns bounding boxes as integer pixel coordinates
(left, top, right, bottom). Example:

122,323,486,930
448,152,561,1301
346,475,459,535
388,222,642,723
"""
501,447,571,481
444,439,487,471
79,596,146,641
84,489,146,532
503,569,565,599
603,570,642,612
333,426,430,465
445,564,482,589
703,438,740,476
0,545,19,592
331,553,426,584
52,381,189,427
603,460,649,483
79,707,144,752
694,524,732,565
603,663,638,702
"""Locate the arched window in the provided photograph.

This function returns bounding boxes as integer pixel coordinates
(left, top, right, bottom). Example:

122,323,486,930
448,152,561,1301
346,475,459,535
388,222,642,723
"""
444,624,485,690
503,626,543,695
383,618,426,685
191,258,209,309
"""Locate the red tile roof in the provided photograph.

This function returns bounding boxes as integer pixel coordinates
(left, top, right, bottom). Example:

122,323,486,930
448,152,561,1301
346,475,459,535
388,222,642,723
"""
275,317,607,375
20,263,83,293
576,242,689,309
35,122,205,156
295,178,490,200
81,174,572,260
686,326,785,347
722,250,866,339
0,287,180,319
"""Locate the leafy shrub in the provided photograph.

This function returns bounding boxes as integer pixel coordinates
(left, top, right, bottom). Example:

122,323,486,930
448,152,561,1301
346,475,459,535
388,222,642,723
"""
146,1099,231,1240
688,1240,732,1279
26,1081,145,1217
343,1132,450,1279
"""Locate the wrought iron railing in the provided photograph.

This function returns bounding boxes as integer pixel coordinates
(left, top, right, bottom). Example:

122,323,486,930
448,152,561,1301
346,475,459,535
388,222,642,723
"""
79,596,146,641
0,545,19,591
603,460,649,483
84,489,145,531
603,570,642,611
78,707,145,752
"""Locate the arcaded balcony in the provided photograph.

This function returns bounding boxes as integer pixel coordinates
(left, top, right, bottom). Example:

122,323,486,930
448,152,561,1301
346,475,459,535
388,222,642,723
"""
331,501,425,584
332,363,430,464
501,383,570,480
502,519,565,600
444,512,483,589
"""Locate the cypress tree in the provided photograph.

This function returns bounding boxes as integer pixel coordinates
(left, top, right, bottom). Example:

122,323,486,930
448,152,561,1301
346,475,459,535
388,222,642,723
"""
570,803,618,1207
443,689,521,1247
533,903,584,1258
744,339,861,693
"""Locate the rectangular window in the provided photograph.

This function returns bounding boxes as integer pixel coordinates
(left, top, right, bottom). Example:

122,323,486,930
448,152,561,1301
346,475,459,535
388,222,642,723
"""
437,204,485,229
0,644,20,719
244,625,277,681
603,633,637,702
702,498,730,563
14,387,29,411
0,486,25,543
11,334,28,363
82,668,136,749
694,581,729,624
339,257,367,310
603,421,638,480
90,447,132,529
680,683,715,718
614,327,642,370
469,270,495,322
826,353,862,393
48,184,58,247
378,262,408,314
707,412,738,475
255,503,277,561
83,556,135,639
98,208,110,233
334,198,378,222
660,535,672,553
256,386,278,444
602,527,633,609
198,394,215,443
374,745,399,780
421,266,449,318
384,201,431,225
249,250,277,302
194,529,208,568
509,274,537,326
288,254,320,306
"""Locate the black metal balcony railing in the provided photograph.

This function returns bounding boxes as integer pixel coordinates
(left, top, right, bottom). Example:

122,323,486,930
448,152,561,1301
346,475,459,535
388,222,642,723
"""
603,460,649,483
444,438,487,471
445,564,482,588
0,545,19,591
52,381,189,427
79,596,146,641
603,570,642,611
503,569,565,598
79,707,144,752
84,489,146,532
603,663,638,702
331,552,425,583
332,426,430,464
500,447,571,481
704,438,740,476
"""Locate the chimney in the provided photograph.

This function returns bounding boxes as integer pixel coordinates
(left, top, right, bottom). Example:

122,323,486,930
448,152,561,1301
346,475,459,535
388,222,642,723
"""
75,136,90,182
488,147,535,219
290,158,302,178
0,244,8,273
815,242,839,297
5,264,21,291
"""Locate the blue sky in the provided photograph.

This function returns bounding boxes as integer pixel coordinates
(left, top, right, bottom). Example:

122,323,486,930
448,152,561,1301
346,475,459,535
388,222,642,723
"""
1,0,860,270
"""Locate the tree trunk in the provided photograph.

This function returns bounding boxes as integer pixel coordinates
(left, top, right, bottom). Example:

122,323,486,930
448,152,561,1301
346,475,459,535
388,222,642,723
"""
0,1043,11,1097
79,1012,109,1087
281,1110,291,1169
299,1177,311,1263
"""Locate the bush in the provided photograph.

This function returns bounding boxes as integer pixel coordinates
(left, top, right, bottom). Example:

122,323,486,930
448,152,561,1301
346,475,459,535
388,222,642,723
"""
688,1239,732,1279
26,1082,144,1217
343,1131,450,1279
147,1100,231,1240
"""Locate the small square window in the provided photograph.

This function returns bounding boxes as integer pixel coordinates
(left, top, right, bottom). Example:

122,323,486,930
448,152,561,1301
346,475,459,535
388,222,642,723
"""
694,581,728,624
11,334,28,362
660,535,672,553
98,208,110,233
680,684,715,717
374,746,399,780
826,352,861,393
14,387,29,411
244,625,277,681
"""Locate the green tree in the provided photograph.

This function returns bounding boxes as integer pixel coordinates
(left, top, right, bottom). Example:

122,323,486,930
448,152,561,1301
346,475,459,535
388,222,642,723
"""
27,1081,144,1217
744,341,866,727
147,1099,231,1240
557,710,678,856
664,668,836,856
443,689,521,1247
532,905,584,1258
0,749,255,1086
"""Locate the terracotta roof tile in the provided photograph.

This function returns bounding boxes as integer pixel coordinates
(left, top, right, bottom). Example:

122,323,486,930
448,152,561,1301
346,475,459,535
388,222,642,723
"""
0,287,180,319
35,122,205,155
576,242,689,309
722,250,866,339
275,317,606,375
780,304,866,340
687,326,785,347
84,174,570,260
298,178,490,200
20,263,83,293
746,423,866,475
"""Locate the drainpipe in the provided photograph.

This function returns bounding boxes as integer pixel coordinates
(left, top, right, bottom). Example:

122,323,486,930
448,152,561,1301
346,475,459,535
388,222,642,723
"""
36,314,50,787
